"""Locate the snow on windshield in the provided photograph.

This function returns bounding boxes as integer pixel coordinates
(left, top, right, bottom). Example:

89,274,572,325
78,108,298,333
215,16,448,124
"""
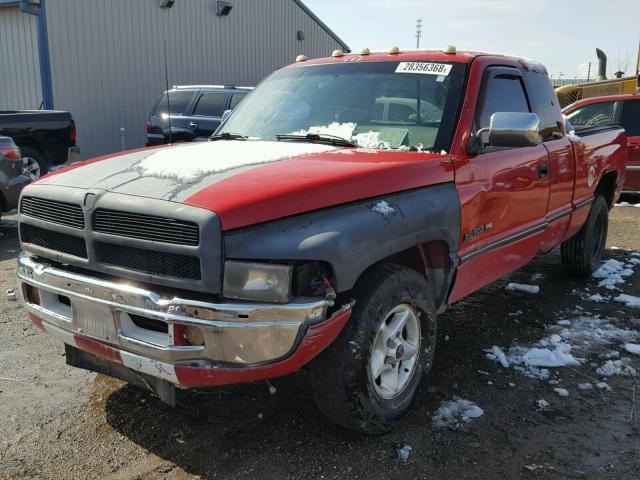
290,122,437,151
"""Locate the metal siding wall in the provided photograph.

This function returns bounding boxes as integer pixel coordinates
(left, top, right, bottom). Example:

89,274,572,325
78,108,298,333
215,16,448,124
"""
0,6,41,110
45,0,344,159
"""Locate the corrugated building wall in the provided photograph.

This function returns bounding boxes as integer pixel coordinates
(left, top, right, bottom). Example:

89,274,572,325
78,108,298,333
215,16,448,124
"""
0,5,41,110
41,0,346,159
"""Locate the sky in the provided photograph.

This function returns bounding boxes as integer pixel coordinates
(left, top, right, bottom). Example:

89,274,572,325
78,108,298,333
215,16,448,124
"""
304,0,640,79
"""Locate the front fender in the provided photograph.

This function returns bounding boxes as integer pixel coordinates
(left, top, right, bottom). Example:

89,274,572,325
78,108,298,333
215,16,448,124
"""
224,183,461,295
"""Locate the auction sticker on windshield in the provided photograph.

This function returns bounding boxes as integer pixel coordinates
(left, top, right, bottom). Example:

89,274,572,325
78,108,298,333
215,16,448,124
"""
395,62,452,75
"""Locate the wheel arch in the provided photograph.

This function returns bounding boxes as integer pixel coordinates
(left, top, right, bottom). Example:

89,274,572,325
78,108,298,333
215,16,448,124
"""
355,240,455,313
595,170,617,209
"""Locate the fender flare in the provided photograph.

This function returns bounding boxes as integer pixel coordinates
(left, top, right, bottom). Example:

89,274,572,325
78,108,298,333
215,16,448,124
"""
223,183,461,306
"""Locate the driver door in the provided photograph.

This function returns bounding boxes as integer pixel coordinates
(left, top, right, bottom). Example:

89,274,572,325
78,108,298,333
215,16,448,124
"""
449,67,552,302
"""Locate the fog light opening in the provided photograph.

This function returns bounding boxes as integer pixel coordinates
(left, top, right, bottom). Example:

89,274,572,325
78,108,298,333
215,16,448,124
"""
172,324,205,347
185,326,205,346
23,284,40,306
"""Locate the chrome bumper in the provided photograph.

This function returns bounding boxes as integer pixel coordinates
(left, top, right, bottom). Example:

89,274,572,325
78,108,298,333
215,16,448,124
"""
17,252,329,366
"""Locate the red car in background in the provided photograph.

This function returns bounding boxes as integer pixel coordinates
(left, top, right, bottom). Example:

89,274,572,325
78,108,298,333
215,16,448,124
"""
564,94,640,191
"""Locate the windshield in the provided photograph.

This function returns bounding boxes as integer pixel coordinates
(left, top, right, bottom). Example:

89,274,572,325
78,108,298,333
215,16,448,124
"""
219,61,465,151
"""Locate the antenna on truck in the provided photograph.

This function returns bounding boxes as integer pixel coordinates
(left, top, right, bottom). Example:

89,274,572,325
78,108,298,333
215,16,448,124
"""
163,39,173,144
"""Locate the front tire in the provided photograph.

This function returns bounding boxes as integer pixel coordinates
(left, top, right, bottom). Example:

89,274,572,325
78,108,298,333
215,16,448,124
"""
310,264,437,434
561,195,609,275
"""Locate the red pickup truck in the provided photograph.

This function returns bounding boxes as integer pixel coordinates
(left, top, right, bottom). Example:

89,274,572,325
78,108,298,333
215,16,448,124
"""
16,48,626,434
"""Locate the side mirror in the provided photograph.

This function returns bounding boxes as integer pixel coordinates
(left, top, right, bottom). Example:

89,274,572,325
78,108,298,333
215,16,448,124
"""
487,112,540,148
221,109,232,124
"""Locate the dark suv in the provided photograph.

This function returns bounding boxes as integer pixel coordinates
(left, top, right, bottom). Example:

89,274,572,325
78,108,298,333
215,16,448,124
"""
146,85,252,145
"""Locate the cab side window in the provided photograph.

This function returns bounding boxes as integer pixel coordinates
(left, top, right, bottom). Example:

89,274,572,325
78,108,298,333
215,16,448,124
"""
476,73,530,144
620,101,640,136
566,102,616,129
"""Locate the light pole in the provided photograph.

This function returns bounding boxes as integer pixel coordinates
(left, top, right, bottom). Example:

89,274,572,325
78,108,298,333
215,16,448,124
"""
416,18,423,49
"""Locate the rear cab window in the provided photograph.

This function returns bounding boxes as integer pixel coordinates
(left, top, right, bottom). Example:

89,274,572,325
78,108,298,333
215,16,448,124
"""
152,90,194,116
522,70,563,140
620,100,640,136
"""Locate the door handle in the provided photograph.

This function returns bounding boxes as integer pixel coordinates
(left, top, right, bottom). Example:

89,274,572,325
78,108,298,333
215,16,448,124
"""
189,122,199,128
538,163,550,178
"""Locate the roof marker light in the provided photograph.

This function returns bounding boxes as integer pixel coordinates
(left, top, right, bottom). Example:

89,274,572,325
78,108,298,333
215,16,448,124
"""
444,45,457,54
296,54,308,62
388,46,400,54
360,48,370,55
332,49,344,57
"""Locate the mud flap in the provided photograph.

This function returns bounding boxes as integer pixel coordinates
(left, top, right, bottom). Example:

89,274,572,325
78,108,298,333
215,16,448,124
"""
65,344,176,407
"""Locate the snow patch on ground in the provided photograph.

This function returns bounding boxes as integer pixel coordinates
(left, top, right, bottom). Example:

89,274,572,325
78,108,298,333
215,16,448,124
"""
592,259,636,290
553,387,570,397
536,399,549,409
587,293,607,302
624,343,640,355
596,360,636,377
614,294,640,309
600,350,620,359
505,283,540,294
485,346,509,368
397,445,412,462
432,397,484,428
555,315,639,347
486,315,638,379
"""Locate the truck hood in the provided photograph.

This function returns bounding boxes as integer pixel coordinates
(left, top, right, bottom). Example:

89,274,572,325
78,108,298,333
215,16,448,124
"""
36,141,453,230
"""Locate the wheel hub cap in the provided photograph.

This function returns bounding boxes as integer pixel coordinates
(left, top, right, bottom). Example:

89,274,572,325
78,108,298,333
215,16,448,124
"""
369,304,421,399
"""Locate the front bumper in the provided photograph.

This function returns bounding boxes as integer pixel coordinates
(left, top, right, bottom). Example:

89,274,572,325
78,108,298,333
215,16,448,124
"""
17,253,352,386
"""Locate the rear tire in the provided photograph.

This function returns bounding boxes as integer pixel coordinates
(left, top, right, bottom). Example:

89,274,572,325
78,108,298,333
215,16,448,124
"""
20,146,48,178
561,195,608,275
310,264,437,434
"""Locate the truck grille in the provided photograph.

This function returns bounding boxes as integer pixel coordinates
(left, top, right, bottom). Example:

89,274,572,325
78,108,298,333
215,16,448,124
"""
93,209,199,246
20,224,88,258
95,242,201,280
20,197,85,229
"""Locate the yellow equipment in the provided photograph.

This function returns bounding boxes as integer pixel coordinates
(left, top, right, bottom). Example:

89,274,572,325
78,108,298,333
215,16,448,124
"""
556,47,640,108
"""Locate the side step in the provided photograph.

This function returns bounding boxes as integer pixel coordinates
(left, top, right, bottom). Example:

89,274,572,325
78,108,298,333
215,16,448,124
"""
65,344,176,406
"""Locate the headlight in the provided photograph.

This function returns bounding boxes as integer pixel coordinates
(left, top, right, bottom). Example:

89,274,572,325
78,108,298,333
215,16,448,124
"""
223,261,293,303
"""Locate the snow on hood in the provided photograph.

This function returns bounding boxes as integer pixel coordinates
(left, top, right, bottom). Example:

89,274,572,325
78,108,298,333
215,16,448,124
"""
137,140,336,181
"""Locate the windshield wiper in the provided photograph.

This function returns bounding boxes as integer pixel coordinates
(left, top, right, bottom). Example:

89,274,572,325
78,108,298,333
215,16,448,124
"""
275,133,356,147
210,132,248,141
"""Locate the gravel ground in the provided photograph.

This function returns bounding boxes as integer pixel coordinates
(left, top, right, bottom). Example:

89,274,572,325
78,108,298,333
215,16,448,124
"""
1,198,640,480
